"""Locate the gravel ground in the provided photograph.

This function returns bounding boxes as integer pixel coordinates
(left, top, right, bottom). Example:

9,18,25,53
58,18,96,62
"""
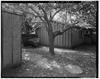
2,44,97,78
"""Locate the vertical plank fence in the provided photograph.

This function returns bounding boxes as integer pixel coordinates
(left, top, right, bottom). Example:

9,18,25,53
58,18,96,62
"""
37,22,84,48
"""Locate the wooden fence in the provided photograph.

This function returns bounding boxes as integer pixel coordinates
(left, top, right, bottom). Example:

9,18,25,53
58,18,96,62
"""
37,22,84,48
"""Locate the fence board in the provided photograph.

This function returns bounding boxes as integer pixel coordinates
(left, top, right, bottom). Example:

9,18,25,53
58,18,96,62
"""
54,24,57,46
62,30,66,47
65,30,68,47
68,29,72,47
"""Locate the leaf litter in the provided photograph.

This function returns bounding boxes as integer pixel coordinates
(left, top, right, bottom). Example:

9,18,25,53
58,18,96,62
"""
2,45,96,78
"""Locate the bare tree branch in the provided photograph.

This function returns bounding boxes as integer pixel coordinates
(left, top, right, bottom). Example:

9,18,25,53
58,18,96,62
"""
38,5,56,33
53,23,80,37
28,5,50,32
28,6,45,22
25,11,44,17
50,7,64,21
50,11,52,19
38,5,48,19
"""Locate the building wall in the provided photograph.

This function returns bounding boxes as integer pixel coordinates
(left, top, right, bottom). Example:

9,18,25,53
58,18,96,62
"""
2,11,22,70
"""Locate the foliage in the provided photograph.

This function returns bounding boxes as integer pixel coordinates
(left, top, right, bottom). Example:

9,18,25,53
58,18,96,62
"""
2,2,97,27
57,2,97,27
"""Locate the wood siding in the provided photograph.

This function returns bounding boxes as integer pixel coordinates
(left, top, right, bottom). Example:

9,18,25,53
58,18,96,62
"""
2,11,22,70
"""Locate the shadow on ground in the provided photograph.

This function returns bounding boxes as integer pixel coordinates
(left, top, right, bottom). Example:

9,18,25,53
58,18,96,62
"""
2,44,96,78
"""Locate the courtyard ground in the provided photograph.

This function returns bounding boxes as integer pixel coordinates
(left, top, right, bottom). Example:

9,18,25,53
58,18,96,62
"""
2,44,97,78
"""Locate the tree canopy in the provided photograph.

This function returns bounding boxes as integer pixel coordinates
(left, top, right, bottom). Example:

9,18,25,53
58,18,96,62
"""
2,2,97,27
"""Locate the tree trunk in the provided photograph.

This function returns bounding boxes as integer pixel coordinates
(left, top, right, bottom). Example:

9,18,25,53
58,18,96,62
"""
48,33,55,55
47,21,55,55
46,19,55,55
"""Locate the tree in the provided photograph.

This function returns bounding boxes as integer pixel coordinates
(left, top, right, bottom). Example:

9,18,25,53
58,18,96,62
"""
2,2,97,55
26,3,79,55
